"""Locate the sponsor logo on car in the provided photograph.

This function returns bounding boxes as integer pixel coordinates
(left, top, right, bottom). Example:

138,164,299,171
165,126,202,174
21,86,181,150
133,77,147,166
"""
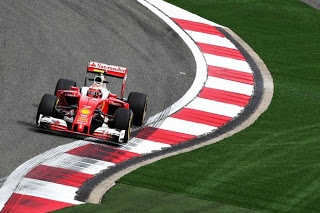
76,117,89,125
80,109,91,115
77,117,89,123
109,101,121,106
65,93,76,97
89,61,126,74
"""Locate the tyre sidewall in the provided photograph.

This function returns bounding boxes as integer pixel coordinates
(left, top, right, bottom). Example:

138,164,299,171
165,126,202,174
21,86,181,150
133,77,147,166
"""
113,108,133,143
54,78,76,95
36,94,58,125
128,92,148,126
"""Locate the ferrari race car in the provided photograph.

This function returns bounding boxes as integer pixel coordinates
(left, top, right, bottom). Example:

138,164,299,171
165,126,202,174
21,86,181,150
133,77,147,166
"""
36,61,148,143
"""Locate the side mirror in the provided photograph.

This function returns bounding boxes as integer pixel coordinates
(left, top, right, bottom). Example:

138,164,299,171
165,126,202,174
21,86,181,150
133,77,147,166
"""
70,86,80,93
109,93,118,98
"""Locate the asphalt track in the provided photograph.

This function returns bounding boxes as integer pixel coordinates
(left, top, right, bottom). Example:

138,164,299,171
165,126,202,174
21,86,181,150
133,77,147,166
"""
0,0,195,178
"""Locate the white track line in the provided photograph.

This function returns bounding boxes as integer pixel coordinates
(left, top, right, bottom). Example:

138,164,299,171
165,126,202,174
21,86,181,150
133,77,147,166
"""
42,153,115,175
15,178,83,205
186,30,237,49
0,140,90,210
205,77,254,96
204,53,252,73
157,117,216,136
120,138,171,154
187,97,243,118
139,0,207,124
144,0,225,28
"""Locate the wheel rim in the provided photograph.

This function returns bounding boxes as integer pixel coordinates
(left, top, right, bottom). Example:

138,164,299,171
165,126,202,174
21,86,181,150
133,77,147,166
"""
127,114,133,140
141,98,148,124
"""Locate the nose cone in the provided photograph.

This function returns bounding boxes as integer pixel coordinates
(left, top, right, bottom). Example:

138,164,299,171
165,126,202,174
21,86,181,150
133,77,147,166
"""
72,95,101,134
77,123,84,132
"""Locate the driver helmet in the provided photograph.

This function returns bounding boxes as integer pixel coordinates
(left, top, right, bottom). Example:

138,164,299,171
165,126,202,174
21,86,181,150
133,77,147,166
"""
93,74,104,87
87,88,102,98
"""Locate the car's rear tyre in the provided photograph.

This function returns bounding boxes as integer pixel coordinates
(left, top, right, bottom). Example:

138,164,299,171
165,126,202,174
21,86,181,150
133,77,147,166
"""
113,108,133,143
36,94,58,125
54,78,76,95
127,92,148,126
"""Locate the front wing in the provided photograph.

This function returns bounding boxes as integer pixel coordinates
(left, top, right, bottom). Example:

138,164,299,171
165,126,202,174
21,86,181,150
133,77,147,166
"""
38,114,126,143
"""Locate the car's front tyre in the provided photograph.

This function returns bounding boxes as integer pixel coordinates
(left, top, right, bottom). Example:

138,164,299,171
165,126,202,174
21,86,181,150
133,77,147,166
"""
36,94,58,126
113,108,133,143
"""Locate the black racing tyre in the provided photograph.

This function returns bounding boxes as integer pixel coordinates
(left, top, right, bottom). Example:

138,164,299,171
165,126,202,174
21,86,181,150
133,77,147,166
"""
127,92,148,126
54,78,76,95
36,94,58,125
113,108,133,143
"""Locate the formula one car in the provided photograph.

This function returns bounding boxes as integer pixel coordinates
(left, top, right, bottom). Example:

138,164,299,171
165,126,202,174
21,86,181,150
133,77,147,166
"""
36,61,148,143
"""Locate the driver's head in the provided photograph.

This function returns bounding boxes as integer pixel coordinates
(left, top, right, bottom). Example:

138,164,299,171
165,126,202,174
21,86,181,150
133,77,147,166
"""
87,88,102,98
94,74,104,87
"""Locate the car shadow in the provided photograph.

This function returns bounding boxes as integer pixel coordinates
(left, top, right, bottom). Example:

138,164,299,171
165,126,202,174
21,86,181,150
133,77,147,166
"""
16,120,38,131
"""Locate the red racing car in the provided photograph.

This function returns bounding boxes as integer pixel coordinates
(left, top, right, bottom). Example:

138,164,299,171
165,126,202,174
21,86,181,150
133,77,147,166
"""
36,61,148,143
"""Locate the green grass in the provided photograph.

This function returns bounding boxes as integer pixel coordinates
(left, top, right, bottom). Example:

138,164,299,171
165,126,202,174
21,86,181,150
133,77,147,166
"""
58,1,320,212
118,1,320,212
57,183,258,213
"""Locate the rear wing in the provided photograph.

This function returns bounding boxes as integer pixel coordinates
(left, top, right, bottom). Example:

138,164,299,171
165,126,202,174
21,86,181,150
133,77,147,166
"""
87,61,128,99
87,61,128,79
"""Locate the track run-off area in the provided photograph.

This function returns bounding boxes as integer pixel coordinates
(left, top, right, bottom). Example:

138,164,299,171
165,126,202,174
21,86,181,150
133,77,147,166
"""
0,0,273,212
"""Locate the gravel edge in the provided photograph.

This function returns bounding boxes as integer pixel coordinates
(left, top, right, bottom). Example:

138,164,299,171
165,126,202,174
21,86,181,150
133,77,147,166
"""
301,0,320,10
